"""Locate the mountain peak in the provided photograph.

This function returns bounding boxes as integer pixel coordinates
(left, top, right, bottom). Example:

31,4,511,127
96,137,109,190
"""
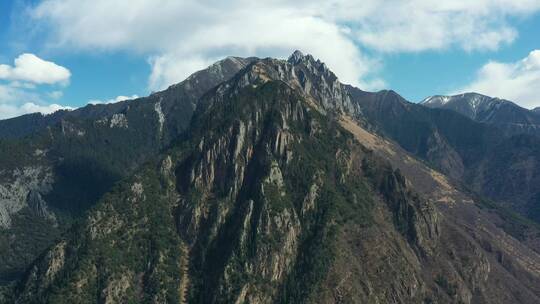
421,93,509,112
287,49,317,65
288,50,305,63
422,92,490,106
202,52,356,116
421,92,540,133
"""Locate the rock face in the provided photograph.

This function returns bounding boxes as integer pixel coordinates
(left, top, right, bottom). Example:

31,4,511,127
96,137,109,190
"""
3,51,540,304
0,166,54,228
0,165,59,285
109,113,128,128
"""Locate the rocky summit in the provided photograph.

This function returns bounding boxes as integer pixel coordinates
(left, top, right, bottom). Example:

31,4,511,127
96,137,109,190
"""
1,51,540,303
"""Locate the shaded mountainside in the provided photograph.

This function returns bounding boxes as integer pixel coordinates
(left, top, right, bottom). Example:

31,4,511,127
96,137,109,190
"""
350,88,540,224
1,51,540,303
0,56,255,141
0,56,254,284
421,93,540,137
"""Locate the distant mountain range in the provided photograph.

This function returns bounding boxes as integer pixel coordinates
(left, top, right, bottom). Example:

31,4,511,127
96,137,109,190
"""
1,51,540,303
422,93,540,136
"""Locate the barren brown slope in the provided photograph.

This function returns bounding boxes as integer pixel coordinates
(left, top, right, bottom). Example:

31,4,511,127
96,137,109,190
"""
340,114,540,303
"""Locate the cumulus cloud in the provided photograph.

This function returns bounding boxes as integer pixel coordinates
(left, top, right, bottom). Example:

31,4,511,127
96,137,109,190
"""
30,1,384,91
8,81,37,89
27,0,540,91
0,84,72,119
0,102,72,119
0,54,71,120
327,0,538,52
455,50,540,109
0,53,71,85
144,15,383,91
88,94,139,105
47,90,63,99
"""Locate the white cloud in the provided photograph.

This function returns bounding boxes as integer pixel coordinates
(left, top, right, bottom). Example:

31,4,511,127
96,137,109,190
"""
145,14,384,91
88,94,139,105
8,81,36,89
48,90,63,99
326,0,539,52
0,92,137,119
148,55,214,92
0,83,40,105
0,102,72,120
27,0,540,91
31,0,385,91
0,84,72,119
455,50,540,109
0,53,71,85
0,54,71,119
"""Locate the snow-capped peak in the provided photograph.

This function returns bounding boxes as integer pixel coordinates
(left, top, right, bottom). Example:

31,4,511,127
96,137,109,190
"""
421,95,451,105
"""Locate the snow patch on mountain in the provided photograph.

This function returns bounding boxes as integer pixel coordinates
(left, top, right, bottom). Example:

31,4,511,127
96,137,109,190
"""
154,99,165,135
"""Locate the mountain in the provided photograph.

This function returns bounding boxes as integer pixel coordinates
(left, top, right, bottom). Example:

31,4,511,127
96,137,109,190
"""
421,93,540,136
352,88,540,224
1,51,540,303
0,56,256,140
0,56,255,285
534,107,540,114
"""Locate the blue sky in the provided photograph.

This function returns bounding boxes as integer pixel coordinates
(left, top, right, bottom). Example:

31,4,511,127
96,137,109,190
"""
0,0,539,119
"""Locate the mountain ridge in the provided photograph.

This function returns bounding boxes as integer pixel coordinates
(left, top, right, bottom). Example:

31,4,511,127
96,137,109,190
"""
1,51,540,303
421,92,540,136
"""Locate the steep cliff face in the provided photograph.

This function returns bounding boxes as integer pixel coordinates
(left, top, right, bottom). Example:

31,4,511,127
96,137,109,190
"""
6,53,540,304
0,57,253,284
0,166,54,228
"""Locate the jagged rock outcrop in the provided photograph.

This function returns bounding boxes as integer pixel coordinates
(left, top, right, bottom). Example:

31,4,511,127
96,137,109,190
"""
0,166,54,228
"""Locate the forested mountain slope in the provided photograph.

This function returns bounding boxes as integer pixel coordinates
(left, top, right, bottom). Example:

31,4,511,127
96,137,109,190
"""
0,52,539,304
